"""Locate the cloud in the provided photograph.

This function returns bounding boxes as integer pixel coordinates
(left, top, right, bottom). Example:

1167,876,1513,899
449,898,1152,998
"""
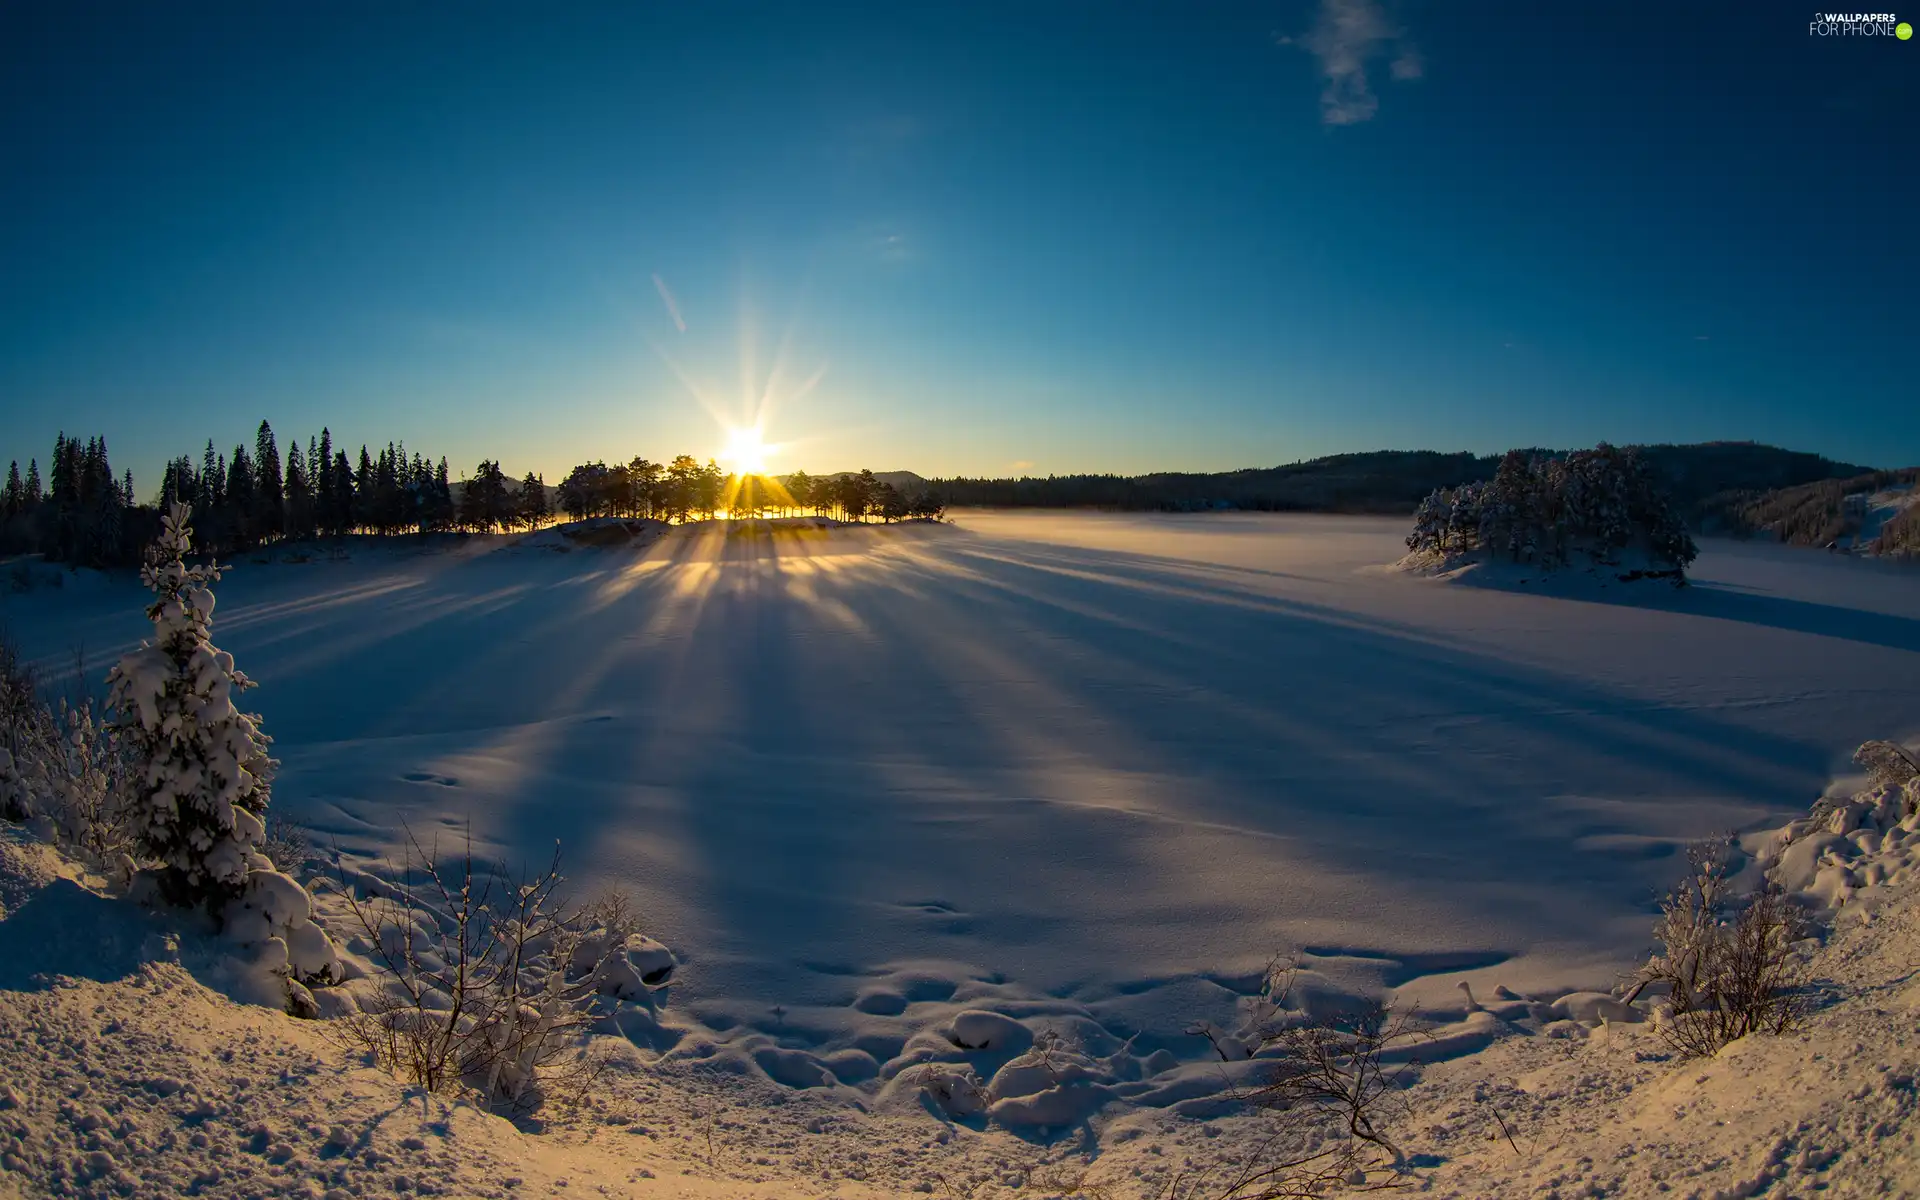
1280,0,1422,126
651,273,686,333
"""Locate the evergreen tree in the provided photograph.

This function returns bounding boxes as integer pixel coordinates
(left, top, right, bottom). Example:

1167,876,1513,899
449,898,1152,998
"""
82,438,125,565
2,461,19,519
254,420,284,541
355,446,374,532
429,457,455,531
200,442,221,506
315,430,335,534
518,471,548,529
226,445,256,549
24,459,41,507
458,460,512,531
330,451,353,536
375,443,403,533
107,503,275,909
44,432,76,558
285,443,314,541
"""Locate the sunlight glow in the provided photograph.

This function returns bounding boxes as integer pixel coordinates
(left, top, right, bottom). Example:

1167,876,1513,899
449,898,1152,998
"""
722,426,770,474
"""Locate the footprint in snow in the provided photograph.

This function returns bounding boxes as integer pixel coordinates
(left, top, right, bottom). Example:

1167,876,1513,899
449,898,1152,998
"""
401,772,461,787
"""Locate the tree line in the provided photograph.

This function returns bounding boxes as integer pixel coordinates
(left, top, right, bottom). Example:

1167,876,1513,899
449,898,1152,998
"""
1,434,146,567
552,460,942,524
926,444,1874,522
4,421,944,570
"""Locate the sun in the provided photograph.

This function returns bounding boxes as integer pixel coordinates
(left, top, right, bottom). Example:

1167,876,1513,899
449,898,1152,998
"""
721,426,769,475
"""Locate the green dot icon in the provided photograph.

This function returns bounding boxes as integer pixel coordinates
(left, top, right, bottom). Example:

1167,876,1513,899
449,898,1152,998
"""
1899,21,1914,38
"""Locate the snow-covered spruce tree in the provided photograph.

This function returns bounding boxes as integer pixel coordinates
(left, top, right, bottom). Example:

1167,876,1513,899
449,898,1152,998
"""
107,501,275,909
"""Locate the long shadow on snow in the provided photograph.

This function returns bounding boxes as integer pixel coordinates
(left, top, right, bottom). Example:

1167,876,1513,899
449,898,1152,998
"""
463,532,1834,1013
0,877,155,989
1443,568,1920,655
210,527,1850,1045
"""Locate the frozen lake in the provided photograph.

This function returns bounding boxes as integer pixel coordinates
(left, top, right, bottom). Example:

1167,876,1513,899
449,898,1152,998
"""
6,510,1919,1060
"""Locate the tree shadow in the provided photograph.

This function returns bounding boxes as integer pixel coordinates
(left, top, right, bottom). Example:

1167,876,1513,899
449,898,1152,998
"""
1444,568,1920,654
0,875,153,989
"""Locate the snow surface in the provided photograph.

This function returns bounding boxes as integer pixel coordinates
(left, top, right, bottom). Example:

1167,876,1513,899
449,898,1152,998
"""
3,513,1919,1111
4,510,1920,1195
4,759,1919,1197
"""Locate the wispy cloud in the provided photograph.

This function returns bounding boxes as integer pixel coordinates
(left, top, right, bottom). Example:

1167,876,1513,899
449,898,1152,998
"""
1277,0,1422,126
651,273,686,333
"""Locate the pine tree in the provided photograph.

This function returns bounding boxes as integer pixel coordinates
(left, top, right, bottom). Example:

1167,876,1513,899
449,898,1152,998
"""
200,442,221,507
226,445,256,549
459,460,512,531
429,458,454,531
107,503,275,909
285,443,314,541
355,446,374,532
24,459,41,507
81,438,125,566
45,433,75,559
331,451,353,536
254,420,284,542
2,461,19,520
518,471,548,529
315,430,335,534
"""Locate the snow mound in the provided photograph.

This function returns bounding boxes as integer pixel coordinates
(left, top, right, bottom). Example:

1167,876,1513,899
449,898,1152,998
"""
1393,546,1687,588
514,518,670,552
1758,738,1920,911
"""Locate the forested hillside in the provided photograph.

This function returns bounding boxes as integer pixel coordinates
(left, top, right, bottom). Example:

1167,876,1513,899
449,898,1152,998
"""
930,442,1869,519
1697,467,1920,556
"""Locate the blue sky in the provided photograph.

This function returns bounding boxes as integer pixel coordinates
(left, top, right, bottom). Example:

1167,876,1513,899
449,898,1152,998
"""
2,1,1914,492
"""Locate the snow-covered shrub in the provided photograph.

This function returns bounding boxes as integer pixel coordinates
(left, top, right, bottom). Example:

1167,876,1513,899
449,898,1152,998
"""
1405,444,1699,581
260,812,314,872
107,502,275,909
1633,841,1807,1059
333,829,651,1112
0,627,139,866
33,698,134,866
1852,739,1920,814
0,629,47,823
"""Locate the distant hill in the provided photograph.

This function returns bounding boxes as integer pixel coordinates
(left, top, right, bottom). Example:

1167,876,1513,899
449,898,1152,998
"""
784,470,927,490
1697,466,1920,555
925,443,1874,525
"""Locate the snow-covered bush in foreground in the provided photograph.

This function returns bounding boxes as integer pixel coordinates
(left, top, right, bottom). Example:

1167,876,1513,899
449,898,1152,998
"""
332,828,665,1113
1405,444,1698,581
106,502,275,909
1630,842,1808,1059
1635,735,1920,1059
1,629,140,869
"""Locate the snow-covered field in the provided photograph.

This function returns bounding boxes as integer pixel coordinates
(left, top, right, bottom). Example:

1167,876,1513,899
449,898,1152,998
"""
4,509,1920,1196
5,513,1920,1082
